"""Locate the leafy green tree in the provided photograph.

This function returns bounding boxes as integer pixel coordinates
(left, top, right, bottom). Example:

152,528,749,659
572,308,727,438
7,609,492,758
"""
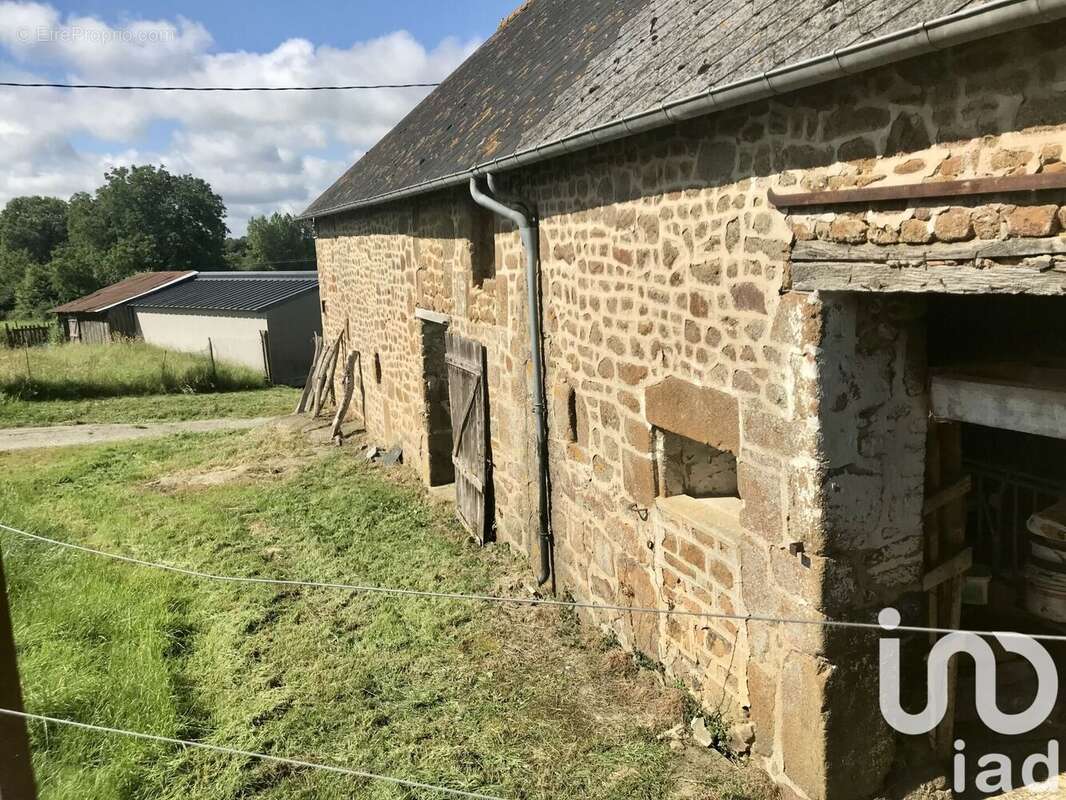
2,165,228,315
47,242,105,304
0,196,68,263
241,212,316,270
223,236,249,270
68,165,227,272
14,262,59,318
0,246,36,317
98,235,159,287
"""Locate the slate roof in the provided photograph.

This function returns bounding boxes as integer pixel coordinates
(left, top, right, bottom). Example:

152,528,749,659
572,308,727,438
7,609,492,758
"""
130,272,319,313
51,271,195,314
304,0,991,218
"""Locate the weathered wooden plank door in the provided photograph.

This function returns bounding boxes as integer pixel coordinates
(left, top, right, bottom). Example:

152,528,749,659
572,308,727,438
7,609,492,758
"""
445,333,489,543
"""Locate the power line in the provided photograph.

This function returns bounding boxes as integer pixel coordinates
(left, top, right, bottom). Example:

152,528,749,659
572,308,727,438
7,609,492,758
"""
2,521,1061,643
0,708,505,800
0,81,439,91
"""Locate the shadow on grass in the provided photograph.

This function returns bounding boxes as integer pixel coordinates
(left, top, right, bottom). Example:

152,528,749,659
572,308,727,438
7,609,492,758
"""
3,367,265,401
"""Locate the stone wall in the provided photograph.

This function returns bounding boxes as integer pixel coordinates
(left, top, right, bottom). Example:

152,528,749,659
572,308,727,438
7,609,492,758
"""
314,22,1066,800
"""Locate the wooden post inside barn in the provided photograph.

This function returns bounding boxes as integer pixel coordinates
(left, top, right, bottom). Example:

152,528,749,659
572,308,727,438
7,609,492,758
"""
0,545,37,799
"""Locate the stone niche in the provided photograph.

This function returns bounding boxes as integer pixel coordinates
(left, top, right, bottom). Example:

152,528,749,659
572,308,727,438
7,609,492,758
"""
658,429,739,499
646,376,742,503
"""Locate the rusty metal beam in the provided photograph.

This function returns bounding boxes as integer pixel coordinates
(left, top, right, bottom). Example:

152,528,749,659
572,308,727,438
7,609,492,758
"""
769,171,1066,208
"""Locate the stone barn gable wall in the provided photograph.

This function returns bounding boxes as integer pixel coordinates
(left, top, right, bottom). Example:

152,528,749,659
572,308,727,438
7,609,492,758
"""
314,23,1066,800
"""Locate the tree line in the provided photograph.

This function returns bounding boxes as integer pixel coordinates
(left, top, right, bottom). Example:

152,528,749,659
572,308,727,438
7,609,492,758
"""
0,164,317,319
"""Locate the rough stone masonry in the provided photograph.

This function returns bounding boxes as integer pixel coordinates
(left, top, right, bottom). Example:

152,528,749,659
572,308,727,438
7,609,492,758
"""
314,23,1066,800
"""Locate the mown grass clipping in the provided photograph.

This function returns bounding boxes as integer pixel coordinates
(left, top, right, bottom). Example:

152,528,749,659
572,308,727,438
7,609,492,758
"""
0,427,771,800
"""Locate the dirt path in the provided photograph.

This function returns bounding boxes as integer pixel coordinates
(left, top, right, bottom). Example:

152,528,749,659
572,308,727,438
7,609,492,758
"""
0,417,274,451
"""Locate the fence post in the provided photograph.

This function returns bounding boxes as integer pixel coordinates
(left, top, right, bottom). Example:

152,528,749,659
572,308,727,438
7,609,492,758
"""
207,338,217,383
0,545,37,800
259,330,273,385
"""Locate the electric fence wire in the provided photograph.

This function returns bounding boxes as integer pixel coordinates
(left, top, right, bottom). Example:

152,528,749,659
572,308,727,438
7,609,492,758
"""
0,708,505,800
3,521,1064,643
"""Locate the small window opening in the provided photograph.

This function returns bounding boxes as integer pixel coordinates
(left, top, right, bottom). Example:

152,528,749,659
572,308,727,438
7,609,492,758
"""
558,385,587,446
320,299,327,314
374,352,382,384
656,429,738,499
471,202,497,286
565,387,579,443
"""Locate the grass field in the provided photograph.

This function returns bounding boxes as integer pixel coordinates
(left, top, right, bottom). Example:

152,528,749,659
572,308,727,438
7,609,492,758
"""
0,386,301,427
1,340,267,401
0,427,770,800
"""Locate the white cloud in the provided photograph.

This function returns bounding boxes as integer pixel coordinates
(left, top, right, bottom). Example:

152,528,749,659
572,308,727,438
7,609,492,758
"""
0,2,478,234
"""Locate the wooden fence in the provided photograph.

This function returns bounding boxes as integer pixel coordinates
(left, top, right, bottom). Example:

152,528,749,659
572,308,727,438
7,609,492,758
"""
3,324,51,349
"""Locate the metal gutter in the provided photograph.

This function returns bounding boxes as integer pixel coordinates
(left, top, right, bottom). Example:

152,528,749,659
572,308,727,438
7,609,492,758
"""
301,0,1066,221
469,175,554,590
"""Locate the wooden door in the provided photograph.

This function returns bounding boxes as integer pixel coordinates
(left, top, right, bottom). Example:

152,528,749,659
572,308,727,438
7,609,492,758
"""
445,333,489,543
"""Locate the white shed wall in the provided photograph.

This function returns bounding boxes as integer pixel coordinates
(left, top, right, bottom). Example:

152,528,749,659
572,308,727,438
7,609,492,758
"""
135,309,268,373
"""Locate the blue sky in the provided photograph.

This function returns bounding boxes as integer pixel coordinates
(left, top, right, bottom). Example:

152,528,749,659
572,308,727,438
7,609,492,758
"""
0,0,517,233
46,1,515,53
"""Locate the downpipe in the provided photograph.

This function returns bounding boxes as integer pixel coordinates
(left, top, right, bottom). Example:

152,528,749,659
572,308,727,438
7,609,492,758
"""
469,175,554,591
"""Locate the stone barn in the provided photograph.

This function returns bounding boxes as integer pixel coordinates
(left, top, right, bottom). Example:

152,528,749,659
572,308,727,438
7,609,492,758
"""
302,1,1066,797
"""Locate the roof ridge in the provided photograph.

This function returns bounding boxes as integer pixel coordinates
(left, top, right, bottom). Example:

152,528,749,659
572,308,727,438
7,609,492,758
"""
302,0,1065,219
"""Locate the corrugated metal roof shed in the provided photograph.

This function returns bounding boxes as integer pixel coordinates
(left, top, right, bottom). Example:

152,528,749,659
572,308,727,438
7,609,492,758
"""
130,271,319,313
51,271,195,313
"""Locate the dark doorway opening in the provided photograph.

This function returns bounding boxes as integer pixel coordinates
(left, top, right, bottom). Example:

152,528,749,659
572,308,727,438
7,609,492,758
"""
420,317,455,486
922,294,1066,797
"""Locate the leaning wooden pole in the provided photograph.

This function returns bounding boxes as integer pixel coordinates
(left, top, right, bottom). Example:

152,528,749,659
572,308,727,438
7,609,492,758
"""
324,338,342,407
294,333,322,414
0,545,37,800
330,350,359,441
311,333,342,418
307,334,338,416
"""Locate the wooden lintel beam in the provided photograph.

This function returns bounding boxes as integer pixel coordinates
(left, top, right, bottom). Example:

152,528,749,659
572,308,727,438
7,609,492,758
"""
790,260,1066,296
769,171,1066,209
931,374,1066,442
792,236,1066,264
